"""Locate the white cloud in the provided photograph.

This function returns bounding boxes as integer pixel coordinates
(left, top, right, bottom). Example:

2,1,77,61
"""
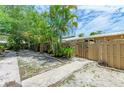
109,17,124,31
80,15,111,34
76,6,124,36
78,5,123,13
120,8,124,12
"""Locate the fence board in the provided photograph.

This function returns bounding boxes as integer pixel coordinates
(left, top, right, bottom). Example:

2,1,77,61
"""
116,42,121,69
74,39,124,70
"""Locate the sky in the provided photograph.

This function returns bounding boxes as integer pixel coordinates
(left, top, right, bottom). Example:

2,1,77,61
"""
77,5,124,36
37,5,124,36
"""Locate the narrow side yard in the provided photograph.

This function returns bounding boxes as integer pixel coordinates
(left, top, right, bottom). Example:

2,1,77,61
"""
1,50,124,87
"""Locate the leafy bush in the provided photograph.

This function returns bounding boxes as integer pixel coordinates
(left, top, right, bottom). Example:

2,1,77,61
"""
62,47,74,58
53,43,74,58
0,45,5,51
7,34,24,51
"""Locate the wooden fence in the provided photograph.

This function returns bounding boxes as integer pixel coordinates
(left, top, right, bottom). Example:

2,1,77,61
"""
75,42,88,58
75,40,124,70
88,43,99,61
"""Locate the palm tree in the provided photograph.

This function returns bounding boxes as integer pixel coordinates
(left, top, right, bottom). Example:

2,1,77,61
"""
49,5,78,55
49,5,78,43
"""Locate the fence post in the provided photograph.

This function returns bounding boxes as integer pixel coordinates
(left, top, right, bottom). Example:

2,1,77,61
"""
99,43,102,61
104,42,108,64
116,41,121,69
110,43,114,67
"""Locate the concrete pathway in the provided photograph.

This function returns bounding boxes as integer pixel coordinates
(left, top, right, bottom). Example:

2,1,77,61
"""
22,58,92,87
0,51,21,87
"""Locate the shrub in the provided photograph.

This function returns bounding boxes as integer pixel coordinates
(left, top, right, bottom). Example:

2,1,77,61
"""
53,47,63,57
53,42,62,57
62,47,74,58
52,42,74,58
7,35,23,51
53,47,74,58
0,45,5,52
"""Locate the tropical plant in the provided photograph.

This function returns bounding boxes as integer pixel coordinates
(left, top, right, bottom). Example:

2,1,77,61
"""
49,5,78,42
62,47,74,58
25,10,58,51
0,5,77,58
0,6,35,50
0,45,5,52
53,46,74,58
49,5,78,57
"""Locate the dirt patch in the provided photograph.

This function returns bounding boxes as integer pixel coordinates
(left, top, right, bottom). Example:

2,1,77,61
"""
18,59,41,80
56,62,124,87
17,50,70,81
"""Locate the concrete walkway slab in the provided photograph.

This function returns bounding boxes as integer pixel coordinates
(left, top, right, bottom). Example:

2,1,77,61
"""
0,51,21,87
22,59,92,87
